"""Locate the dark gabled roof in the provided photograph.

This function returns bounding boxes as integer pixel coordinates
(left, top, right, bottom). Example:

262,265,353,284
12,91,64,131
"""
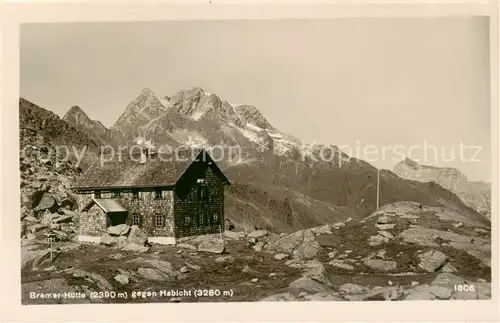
73,148,230,190
81,198,127,213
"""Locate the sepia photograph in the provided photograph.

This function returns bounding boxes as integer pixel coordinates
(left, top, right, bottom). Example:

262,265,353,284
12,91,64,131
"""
6,2,496,319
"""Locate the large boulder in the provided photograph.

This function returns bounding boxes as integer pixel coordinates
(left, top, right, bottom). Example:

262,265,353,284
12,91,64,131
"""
127,225,147,245
60,196,77,210
417,250,448,272
27,223,47,234
69,268,113,290
33,193,59,212
329,260,354,271
122,243,149,253
129,258,178,278
363,259,398,272
289,277,332,293
295,231,322,260
198,237,225,254
107,224,131,237
177,243,197,251
347,286,404,301
114,274,129,285
265,230,304,254
398,227,490,267
137,268,172,281
247,230,268,239
52,214,73,224
377,215,392,224
406,285,453,300
21,248,51,271
100,234,117,247
339,283,370,295
224,231,246,240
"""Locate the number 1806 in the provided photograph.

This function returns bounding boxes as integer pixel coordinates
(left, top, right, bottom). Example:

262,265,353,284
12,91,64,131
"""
454,284,475,292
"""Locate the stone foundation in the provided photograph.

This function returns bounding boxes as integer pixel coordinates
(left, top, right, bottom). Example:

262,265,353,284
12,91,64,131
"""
77,235,101,244
78,205,106,236
148,237,176,245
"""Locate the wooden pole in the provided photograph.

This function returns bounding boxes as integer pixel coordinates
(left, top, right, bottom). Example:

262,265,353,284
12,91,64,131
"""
376,168,380,210
49,237,53,262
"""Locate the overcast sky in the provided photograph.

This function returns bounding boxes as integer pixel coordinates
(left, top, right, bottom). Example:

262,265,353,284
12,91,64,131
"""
20,18,491,181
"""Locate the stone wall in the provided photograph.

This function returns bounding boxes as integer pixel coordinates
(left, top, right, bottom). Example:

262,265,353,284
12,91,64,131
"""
174,167,225,238
78,204,106,236
78,191,175,237
120,191,174,237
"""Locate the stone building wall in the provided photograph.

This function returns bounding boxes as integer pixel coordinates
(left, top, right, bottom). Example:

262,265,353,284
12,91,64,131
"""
174,167,225,238
120,191,174,237
78,191,174,238
78,204,106,236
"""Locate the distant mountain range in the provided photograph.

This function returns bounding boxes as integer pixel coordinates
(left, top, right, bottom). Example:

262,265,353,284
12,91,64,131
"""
19,87,491,231
393,157,491,219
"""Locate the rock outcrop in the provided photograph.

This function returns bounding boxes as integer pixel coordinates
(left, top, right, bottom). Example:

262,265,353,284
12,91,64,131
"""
394,157,491,218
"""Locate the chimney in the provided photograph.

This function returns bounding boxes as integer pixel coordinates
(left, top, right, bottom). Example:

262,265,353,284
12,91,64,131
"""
140,148,148,164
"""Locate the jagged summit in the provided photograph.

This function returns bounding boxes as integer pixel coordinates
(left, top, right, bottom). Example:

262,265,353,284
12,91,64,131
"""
61,104,129,147
63,105,94,125
112,87,169,137
140,87,156,96
64,105,86,116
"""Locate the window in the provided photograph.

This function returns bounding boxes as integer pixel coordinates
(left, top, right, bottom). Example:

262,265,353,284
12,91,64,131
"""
184,214,191,226
197,185,208,200
113,191,121,198
94,191,101,198
155,214,164,227
132,190,139,200
197,178,205,184
213,213,219,225
132,214,141,226
155,189,163,200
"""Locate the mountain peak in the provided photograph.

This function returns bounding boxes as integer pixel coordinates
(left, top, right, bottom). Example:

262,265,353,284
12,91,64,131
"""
400,157,419,169
140,87,156,97
112,87,168,135
67,105,85,114
63,105,92,124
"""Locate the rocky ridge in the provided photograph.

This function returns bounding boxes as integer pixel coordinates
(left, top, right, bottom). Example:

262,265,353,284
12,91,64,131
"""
63,105,129,148
393,157,491,218
22,201,491,304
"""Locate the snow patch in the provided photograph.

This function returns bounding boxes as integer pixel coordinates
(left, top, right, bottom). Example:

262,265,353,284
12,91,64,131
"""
169,131,209,148
268,132,283,139
159,97,172,108
191,110,205,121
246,123,263,132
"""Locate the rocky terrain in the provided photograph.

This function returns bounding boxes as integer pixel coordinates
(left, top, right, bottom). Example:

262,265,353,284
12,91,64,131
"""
63,105,130,148
19,87,491,303
22,201,491,304
394,158,491,219
20,98,100,169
